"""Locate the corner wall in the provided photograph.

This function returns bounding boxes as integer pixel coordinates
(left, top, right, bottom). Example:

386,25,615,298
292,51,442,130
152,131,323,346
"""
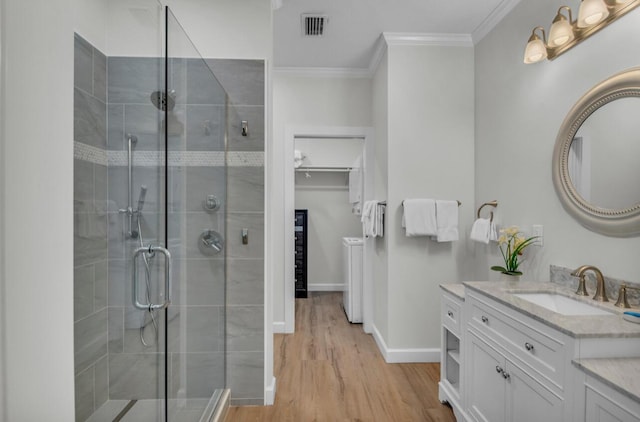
371,51,390,342
383,42,475,355
475,0,640,283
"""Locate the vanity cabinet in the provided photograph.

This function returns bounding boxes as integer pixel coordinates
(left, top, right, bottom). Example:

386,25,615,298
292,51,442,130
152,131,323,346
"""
584,379,640,422
464,289,567,422
573,362,640,422
467,330,563,422
439,289,465,420
441,282,640,422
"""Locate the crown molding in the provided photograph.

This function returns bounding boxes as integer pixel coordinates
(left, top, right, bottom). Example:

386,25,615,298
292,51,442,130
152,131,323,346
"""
272,66,371,79
366,32,473,76
367,34,388,77
381,32,474,47
472,0,522,44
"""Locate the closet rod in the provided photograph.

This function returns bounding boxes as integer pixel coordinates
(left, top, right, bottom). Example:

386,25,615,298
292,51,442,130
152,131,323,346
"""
295,167,352,173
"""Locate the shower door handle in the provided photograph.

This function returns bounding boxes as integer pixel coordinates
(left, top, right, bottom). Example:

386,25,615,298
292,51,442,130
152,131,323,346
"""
132,245,172,311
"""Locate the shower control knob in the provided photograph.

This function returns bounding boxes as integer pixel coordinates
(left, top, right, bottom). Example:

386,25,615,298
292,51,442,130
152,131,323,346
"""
203,195,221,212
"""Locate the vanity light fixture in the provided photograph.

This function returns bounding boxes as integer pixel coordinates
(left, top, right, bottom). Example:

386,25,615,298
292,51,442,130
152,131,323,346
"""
523,0,640,64
549,6,575,47
524,27,548,64
577,0,609,27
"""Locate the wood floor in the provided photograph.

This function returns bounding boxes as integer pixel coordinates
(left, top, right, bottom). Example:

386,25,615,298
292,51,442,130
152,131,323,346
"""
225,292,456,422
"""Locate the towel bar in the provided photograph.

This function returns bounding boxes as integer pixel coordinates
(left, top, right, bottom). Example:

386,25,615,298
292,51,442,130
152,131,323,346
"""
401,200,461,206
477,200,498,222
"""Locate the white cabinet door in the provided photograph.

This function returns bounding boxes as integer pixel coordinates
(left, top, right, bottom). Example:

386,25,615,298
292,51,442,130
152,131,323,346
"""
585,385,640,422
505,360,563,422
467,331,505,422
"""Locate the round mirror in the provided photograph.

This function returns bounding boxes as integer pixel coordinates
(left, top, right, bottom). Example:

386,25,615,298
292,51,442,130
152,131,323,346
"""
553,67,640,237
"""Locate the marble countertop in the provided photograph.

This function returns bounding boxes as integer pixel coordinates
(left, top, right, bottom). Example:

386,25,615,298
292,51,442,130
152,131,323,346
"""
439,283,465,301
573,358,640,403
463,281,640,339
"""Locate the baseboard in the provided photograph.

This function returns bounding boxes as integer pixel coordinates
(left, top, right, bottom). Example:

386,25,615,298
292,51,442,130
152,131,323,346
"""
371,324,440,363
308,283,345,291
273,321,287,333
265,376,276,405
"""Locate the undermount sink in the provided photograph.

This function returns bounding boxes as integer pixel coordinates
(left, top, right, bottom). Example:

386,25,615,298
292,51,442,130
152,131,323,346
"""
513,293,614,316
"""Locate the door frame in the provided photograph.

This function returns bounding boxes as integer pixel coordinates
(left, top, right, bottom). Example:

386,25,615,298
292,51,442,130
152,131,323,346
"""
283,125,375,333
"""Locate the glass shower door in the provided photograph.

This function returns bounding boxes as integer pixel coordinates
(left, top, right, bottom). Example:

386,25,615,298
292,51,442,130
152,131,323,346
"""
75,3,227,420
165,7,228,421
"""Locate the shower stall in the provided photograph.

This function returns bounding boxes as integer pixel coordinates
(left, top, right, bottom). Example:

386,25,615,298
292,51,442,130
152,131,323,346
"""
73,2,265,420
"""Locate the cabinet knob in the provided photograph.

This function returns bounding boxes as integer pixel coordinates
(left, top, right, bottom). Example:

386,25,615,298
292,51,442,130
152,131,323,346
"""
447,311,454,318
481,316,489,324
502,371,510,380
525,342,534,351
495,365,503,374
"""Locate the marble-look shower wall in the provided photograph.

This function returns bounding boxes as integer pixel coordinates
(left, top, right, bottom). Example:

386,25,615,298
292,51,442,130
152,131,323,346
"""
207,59,265,406
105,56,168,401
73,34,109,421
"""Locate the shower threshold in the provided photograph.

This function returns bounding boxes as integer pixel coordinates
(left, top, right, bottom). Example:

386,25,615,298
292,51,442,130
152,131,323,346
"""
85,389,228,422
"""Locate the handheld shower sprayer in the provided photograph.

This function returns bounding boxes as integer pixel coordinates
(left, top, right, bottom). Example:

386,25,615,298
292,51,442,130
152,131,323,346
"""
137,185,147,213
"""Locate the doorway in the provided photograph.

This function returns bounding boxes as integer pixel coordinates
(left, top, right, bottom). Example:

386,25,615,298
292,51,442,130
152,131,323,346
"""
283,126,374,334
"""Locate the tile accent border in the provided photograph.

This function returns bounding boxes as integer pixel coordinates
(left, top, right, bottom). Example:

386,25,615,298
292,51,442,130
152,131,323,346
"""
74,141,264,167
74,141,108,166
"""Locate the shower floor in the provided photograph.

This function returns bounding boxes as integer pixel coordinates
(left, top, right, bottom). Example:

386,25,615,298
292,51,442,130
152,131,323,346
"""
87,396,216,422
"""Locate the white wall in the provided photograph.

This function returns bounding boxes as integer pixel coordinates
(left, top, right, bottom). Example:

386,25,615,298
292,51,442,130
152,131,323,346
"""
272,74,373,324
295,173,363,290
371,50,390,341
73,0,108,51
1,0,75,419
163,0,271,59
475,0,640,284
96,0,271,58
384,43,475,352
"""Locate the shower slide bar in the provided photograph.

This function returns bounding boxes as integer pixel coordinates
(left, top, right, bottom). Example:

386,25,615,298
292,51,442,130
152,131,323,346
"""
132,245,172,310
118,134,147,238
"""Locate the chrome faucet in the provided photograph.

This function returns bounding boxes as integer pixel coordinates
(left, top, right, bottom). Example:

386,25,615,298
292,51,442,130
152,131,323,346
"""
571,265,608,302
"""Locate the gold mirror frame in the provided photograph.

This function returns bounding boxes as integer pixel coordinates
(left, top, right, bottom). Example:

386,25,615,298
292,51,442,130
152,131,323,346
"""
552,66,640,237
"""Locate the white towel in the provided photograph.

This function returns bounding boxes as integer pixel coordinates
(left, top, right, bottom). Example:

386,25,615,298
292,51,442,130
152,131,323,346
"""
402,199,437,237
361,200,384,238
470,218,491,244
489,221,498,241
435,200,459,242
361,200,377,237
376,203,385,237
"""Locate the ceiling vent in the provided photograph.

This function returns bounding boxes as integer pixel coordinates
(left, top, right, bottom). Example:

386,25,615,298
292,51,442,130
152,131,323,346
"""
301,14,328,37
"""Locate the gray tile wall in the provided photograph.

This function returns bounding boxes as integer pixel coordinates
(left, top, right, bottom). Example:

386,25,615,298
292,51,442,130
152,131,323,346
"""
207,59,265,406
73,33,109,421
106,55,167,402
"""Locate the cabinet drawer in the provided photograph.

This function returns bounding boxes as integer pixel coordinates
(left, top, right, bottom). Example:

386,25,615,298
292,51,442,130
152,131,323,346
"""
470,296,565,389
442,294,462,335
